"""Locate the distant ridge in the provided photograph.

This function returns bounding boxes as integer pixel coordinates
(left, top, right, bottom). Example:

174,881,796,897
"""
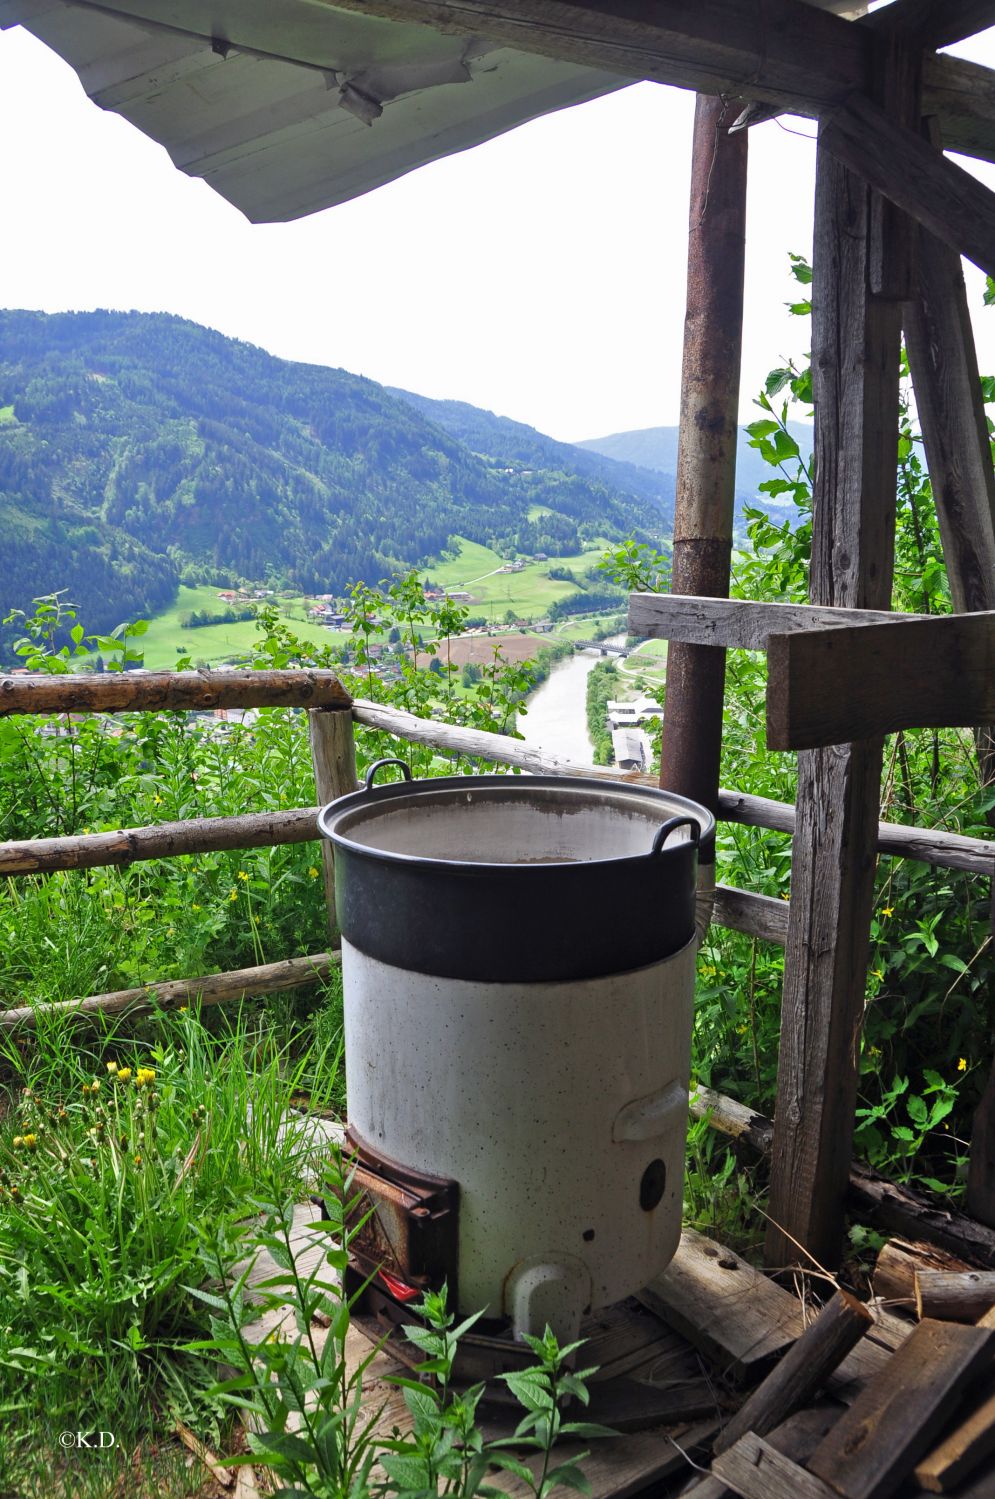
576,421,813,501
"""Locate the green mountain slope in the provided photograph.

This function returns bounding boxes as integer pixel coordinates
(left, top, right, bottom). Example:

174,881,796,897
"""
0,309,668,653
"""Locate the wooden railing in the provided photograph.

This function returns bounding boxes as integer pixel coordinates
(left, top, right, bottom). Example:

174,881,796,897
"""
2,662,993,1260
0,668,990,1029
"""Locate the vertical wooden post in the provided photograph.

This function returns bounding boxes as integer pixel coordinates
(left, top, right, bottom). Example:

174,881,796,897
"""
904,179,995,1229
765,145,903,1271
658,94,748,815
308,707,358,939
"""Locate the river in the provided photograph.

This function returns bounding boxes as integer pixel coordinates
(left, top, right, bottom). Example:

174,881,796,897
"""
519,635,626,764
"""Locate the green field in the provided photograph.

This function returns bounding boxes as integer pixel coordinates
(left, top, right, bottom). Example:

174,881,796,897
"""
430,535,613,619
136,587,346,670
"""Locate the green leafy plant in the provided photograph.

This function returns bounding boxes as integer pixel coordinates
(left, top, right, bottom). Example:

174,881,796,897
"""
193,1151,610,1498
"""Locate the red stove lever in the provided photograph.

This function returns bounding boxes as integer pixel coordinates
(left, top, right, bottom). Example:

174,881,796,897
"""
379,1269,422,1303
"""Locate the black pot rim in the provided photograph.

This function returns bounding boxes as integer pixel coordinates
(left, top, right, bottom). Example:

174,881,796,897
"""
317,772,716,874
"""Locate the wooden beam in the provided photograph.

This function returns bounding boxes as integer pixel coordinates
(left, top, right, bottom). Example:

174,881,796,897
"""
866,0,995,51
765,614,995,749
628,592,920,650
318,0,871,115
658,94,747,816
765,141,902,1273
319,0,995,164
712,884,789,944
712,1434,841,1499
821,89,995,279
0,668,351,716
0,952,340,1029
807,1318,995,1499
925,51,995,163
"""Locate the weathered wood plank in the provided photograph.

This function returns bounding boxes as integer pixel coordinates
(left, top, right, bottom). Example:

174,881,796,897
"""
765,139,901,1273
686,1405,843,1499
308,706,359,937
925,50,995,165
658,93,746,815
866,0,995,50
715,1291,872,1455
628,592,914,650
0,951,339,1029
0,668,351,716
821,89,995,279
915,1269,995,1322
713,1433,840,1499
712,885,788,944
808,1318,995,1499
765,614,995,750
638,1229,801,1384
915,1370,995,1492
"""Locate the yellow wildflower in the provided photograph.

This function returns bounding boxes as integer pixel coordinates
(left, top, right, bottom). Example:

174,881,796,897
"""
153,795,163,806
229,889,238,902
21,1134,37,1150
133,1154,143,1167
106,1061,118,1074
881,906,894,918
178,1006,188,1015
116,1067,133,1083
958,1058,968,1072
12,1136,22,1148
191,904,201,912
135,1068,156,1088
308,867,319,879
237,870,249,882
90,1080,101,1094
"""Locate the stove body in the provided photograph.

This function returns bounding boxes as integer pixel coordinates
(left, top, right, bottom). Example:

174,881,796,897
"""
319,765,713,1345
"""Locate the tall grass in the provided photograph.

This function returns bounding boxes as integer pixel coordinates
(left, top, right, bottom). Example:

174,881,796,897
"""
0,997,343,1492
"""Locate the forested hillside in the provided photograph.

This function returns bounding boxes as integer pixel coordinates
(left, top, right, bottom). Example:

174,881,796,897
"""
0,310,667,651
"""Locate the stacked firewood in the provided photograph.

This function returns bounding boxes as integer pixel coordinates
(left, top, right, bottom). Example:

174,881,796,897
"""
680,1239,995,1498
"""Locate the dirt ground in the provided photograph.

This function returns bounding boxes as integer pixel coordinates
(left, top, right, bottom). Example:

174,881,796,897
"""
430,633,544,667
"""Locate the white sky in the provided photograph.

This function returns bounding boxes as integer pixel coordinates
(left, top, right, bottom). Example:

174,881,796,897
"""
3,22,995,444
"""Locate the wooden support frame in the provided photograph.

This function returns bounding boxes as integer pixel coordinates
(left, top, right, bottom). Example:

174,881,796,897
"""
320,0,995,162
765,135,904,1272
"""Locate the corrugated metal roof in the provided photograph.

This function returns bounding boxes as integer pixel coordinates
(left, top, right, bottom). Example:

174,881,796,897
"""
0,0,624,221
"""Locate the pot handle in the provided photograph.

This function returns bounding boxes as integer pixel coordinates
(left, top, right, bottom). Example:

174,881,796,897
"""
651,815,700,856
364,757,413,791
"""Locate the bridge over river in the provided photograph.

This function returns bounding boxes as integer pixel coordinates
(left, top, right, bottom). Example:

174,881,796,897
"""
573,638,633,657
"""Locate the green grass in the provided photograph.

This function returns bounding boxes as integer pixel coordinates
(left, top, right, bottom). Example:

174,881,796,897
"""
430,535,613,620
137,586,347,669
